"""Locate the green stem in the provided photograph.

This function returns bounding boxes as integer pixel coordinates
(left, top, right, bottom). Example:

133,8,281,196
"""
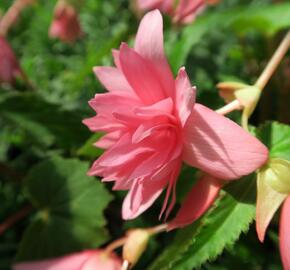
216,31,290,115
255,31,290,90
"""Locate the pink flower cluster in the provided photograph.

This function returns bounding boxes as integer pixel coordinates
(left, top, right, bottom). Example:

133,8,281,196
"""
83,10,268,227
137,0,220,24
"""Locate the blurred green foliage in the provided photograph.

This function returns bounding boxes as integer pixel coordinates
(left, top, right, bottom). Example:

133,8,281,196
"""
0,0,289,269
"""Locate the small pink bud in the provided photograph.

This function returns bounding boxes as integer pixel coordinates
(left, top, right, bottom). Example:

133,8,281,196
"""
0,36,23,84
49,1,83,43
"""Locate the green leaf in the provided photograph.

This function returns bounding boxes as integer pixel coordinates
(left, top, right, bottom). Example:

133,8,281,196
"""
168,3,290,71
148,176,256,270
256,121,290,161
0,93,90,149
16,156,112,261
77,133,104,158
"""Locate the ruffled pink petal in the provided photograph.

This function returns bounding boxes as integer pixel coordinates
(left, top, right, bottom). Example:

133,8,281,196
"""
93,67,134,94
175,67,196,126
94,131,122,149
13,250,95,270
256,172,286,242
119,43,166,104
134,9,164,60
122,178,165,219
83,116,125,133
159,159,181,219
88,92,141,114
168,175,222,230
183,104,269,180
112,49,121,70
280,196,290,270
136,97,173,115
132,122,173,144
92,134,155,168
134,10,175,99
122,148,182,220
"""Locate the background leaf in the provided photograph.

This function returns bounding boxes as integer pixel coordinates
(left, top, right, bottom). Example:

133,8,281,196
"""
256,121,290,161
16,156,112,261
168,3,290,72
0,93,90,150
77,133,104,158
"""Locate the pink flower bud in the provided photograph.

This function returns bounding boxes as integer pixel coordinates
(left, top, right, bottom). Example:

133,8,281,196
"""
49,1,83,43
123,229,150,266
0,36,23,84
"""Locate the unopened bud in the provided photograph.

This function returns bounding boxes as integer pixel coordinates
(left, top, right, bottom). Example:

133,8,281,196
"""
0,37,23,84
217,82,261,110
123,229,150,267
260,159,290,194
217,82,247,107
217,81,262,130
49,0,83,43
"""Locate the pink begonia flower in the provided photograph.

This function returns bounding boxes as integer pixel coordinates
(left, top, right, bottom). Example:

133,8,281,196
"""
0,36,23,84
83,10,268,223
49,0,83,43
13,250,122,270
136,0,220,24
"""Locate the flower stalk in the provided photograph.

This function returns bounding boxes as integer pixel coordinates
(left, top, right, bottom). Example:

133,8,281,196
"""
215,99,241,115
104,223,168,270
0,0,35,36
146,223,168,235
255,31,290,90
104,237,127,255
216,30,290,116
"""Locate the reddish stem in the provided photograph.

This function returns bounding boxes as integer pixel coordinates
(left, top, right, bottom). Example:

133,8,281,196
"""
0,0,35,36
0,205,32,235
